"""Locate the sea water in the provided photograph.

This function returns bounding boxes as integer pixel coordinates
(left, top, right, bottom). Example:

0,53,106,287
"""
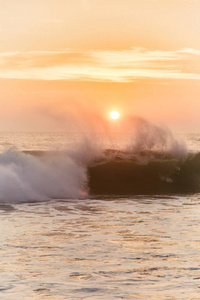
0,131,200,299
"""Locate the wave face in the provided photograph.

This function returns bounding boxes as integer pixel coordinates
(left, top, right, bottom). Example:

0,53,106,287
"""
88,151,200,195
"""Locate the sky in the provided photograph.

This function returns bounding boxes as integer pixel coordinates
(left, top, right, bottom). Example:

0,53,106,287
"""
1,0,200,132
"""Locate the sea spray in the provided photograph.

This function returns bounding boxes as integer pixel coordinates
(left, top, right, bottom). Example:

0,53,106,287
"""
0,148,87,202
115,117,188,160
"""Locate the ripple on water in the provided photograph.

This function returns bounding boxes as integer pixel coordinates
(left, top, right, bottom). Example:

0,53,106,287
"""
0,196,200,299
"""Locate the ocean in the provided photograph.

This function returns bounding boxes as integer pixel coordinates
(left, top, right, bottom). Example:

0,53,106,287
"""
0,126,200,300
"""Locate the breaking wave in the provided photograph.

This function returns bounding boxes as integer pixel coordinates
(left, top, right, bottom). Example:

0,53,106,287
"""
0,118,199,202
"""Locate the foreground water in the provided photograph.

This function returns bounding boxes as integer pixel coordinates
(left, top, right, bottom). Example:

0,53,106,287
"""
1,196,200,299
0,131,200,299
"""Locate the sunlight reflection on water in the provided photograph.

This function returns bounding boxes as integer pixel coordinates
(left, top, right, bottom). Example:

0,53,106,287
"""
0,196,200,299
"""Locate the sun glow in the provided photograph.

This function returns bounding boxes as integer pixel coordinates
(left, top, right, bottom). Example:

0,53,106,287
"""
110,111,120,119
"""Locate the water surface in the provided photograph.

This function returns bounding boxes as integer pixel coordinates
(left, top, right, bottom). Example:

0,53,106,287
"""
0,196,200,299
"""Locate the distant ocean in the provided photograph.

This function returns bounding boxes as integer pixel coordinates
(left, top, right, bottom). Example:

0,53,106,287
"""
0,126,200,299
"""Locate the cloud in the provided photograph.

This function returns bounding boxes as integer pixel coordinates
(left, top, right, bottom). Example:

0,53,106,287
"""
0,48,200,82
0,50,93,69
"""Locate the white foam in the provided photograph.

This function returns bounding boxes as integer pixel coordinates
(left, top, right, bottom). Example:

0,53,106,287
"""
0,148,87,202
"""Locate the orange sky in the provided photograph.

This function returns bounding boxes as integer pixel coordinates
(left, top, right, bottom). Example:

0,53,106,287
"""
1,0,200,132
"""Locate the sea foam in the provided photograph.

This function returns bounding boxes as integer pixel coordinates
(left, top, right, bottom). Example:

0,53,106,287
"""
0,148,87,202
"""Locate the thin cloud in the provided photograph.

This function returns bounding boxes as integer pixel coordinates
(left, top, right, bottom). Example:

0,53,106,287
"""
0,48,200,82
0,51,93,69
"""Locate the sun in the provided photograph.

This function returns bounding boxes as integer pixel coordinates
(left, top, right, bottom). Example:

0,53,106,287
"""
110,111,119,120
